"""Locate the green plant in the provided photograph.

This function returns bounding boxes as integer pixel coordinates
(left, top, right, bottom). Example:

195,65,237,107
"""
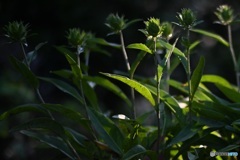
1,5,240,160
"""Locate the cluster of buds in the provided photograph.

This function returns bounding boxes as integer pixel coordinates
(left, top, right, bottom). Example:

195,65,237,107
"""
174,8,198,30
214,5,235,25
105,13,127,35
4,21,29,44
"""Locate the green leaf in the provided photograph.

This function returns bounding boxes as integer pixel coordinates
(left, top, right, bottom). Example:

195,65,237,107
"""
191,29,229,47
83,75,131,107
101,73,155,106
0,104,46,120
127,43,152,54
87,108,123,155
158,39,188,73
82,80,99,110
39,77,84,103
191,56,205,98
27,42,47,64
9,56,39,88
158,38,179,80
21,130,76,160
201,75,240,102
90,38,121,48
65,53,83,79
10,117,67,138
167,124,198,148
144,84,184,123
129,51,147,77
124,19,142,29
218,145,240,152
122,145,146,160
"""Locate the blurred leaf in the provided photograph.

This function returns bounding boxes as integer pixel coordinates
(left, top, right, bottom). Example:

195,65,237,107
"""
129,51,147,77
188,151,198,160
87,108,123,155
65,127,88,147
82,80,99,110
191,56,205,98
124,19,142,29
39,77,84,104
10,56,39,88
127,43,152,54
90,38,121,48
10,117,67,138
191,29,229,47
122,145,146,160
167,124,198,148
21,130,76,160
158,39,188,73
101,73,155,106
0,104,46,120
145,84,184,123
83,75,131,107
218,145,240,152
201,75,240,102
189,40,201,51
27,42,47,64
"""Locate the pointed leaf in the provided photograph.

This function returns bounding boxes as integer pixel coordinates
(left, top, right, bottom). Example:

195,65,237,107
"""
101,73,155,106
191,29,229,47
21,130,76,159
127,43,152,54
10,117,66,138
191,56,205,98
158,39,188,73
87,108,123,155
9,56,39,88
218,145,240,152
167,125,198,148
39,77,84,103
0,104,46,120
122,145,146,160
130,51,147,77
83,75,131,107
82,80,99,110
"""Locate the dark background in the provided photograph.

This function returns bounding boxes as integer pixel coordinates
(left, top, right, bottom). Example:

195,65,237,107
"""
0,0,240,159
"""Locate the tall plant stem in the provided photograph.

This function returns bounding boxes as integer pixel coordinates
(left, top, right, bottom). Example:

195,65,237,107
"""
120,31,136,119
20,43,54,120
227,25,240,92
153,38,161,156
164,40,170,92
76,52,88,117
186,30,192,121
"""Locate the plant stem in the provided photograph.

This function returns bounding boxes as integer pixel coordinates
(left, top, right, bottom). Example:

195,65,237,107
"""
153,37,161,156
164,40,170,92
186,30,192,122
227,25,240,92
76,51,88,117
120,31,136,119
20,43,54,120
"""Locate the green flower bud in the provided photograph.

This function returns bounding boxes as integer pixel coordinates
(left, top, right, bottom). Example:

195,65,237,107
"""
161,22,173,40
66,28,86,47
141,17,163,39
4,21,29,43
176,8,197,30
215,5,234,25
105,13,126,34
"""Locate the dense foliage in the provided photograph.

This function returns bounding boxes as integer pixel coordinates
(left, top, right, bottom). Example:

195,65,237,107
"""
1,4,240,160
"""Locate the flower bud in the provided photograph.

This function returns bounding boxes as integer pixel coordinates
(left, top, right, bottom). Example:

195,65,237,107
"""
176,8,197,30
4,21,29,43
66,28,86,47
141,17,163,39
105,13,126,34
215,5,234,25
161,22,173,40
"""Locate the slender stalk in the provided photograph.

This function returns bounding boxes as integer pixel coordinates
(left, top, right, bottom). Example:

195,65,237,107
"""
76,50,88,117
227,25,240,92
153,37,161,156
186,30,192,121
67,140,81,160
164,40,170,92
119,31,136,119
20,43,54,120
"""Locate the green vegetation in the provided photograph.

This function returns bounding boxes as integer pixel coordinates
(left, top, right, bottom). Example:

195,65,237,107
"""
1,4,240,160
